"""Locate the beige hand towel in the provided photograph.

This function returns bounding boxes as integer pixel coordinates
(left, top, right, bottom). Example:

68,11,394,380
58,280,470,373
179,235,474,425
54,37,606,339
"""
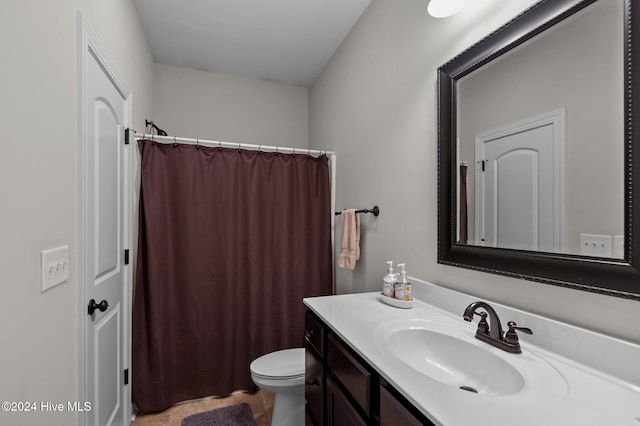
338,209,360,269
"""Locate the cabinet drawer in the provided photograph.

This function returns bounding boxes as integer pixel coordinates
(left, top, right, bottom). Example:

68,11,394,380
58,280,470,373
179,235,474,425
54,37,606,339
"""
327,334,371,416
305,310,325,356
327,376,367,426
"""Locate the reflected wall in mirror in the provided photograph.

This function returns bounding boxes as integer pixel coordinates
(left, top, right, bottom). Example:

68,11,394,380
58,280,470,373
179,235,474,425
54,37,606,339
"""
457,0,624,258
437,0,640,300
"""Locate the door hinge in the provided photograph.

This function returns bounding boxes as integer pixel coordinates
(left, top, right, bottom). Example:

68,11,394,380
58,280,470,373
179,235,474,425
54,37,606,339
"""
124,128,130,145
478,160,486,172
124,249,130,265
124,369,129,385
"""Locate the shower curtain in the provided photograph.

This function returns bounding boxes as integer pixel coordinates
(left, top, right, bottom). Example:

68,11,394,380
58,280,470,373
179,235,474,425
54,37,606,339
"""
132,140,332,413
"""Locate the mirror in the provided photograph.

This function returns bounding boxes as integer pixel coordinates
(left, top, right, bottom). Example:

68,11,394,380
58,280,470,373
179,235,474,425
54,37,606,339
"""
457,0,623,256
437,0,640,300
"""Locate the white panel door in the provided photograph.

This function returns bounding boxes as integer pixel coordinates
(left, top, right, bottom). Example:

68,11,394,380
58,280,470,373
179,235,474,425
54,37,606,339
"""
79,16,130,426
484,125,553,251
475,110,565,252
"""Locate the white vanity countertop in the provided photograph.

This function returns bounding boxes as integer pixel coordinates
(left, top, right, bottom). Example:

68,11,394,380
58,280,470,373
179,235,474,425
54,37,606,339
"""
304,288,640,426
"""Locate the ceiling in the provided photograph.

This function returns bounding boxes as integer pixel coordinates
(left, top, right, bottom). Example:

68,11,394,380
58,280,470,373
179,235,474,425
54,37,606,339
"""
132,0,371,87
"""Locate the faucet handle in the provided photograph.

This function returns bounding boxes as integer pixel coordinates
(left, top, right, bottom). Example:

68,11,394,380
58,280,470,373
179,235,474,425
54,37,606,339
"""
504,321,533,344
464,311,489,335
476,311,489,334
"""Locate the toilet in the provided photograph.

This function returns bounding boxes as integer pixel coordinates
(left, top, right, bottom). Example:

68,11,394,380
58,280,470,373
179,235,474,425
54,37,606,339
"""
250,348,305,426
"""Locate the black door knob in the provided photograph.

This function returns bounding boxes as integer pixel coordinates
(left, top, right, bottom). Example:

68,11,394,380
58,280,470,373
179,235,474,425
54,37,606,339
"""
88,299,109,315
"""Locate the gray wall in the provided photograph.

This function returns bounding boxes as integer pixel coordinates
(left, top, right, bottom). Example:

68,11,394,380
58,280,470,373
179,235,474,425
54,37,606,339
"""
0,1,154,425
151,63,309,148
309,0,639,343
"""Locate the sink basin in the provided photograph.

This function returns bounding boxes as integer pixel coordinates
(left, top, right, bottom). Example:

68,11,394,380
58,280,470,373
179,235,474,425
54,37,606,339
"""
387,328,524,396
374,320,567,398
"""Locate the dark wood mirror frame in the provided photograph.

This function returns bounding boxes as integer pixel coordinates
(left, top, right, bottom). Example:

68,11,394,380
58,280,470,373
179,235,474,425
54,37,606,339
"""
437,0,640,300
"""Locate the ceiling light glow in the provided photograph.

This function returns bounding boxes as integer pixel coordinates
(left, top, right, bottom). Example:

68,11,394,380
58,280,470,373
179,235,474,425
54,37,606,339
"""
427,0,467,18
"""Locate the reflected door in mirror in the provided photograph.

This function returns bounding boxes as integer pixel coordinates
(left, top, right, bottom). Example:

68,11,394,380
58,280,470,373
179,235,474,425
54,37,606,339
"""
474,111,564,253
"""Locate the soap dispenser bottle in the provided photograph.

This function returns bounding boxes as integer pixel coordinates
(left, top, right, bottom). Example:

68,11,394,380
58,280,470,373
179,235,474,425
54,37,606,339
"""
382,261,396,298
395,263,412,301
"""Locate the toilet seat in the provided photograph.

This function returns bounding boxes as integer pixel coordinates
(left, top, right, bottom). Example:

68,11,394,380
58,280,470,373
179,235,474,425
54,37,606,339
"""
250,348,305,380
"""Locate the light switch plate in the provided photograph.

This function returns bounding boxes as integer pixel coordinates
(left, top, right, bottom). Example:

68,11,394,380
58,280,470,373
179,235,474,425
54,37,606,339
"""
41,245,69,292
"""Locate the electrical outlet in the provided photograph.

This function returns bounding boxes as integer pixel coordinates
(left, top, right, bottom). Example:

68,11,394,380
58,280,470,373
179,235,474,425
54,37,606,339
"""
613,235,624,259
579,234,611,257
41,245,69,292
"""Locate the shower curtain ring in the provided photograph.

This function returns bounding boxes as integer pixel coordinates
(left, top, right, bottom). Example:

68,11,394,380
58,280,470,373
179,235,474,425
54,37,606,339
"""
173,136,178,147
237,142,241,152
196,138,200,149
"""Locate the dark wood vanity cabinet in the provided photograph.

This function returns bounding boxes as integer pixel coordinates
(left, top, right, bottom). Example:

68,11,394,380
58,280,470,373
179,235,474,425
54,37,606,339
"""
326,375,367,426
305,309,433,426
379,379,434,426
327,333,373,418
305,344,324,425
305,310,325,426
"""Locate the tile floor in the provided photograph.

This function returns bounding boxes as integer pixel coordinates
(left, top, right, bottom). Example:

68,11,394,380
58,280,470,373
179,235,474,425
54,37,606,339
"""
130,390,274,426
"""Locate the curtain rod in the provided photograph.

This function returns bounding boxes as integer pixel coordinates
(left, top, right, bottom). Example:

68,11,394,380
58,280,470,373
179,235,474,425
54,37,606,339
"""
130,131,335,157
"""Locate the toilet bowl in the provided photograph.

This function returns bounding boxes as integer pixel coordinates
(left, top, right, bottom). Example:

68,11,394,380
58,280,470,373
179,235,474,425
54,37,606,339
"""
250,348,305,426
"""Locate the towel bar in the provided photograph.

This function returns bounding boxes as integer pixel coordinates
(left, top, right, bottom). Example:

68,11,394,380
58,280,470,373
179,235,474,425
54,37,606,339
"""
335,206,379,217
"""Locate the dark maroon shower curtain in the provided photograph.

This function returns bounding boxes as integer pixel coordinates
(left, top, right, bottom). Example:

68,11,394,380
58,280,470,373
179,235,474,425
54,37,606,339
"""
132,140,332,413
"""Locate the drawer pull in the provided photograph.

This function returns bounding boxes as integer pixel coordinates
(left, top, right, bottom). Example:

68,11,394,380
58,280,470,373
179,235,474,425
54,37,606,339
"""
305,379,319,388
304,330,316,339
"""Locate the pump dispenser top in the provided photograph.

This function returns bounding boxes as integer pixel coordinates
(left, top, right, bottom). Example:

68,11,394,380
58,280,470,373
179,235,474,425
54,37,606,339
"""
397,263,407,283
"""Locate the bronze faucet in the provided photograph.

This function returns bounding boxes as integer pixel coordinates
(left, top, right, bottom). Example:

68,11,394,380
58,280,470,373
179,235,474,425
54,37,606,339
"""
463,301,532,354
